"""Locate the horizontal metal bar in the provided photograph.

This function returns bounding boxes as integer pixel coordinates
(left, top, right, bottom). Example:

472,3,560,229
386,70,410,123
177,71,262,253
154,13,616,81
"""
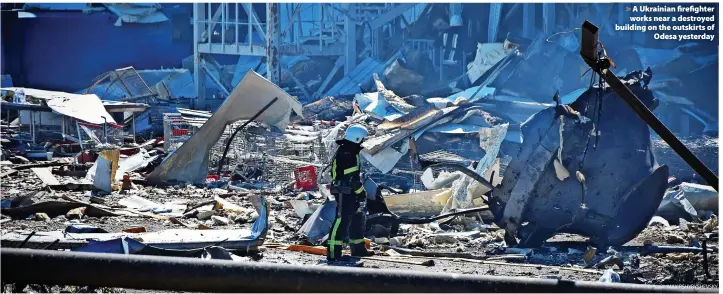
1,249,713,293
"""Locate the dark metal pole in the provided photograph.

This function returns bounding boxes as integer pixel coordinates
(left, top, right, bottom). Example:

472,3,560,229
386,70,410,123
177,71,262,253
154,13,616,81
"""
216,97,279,176
1,249,713,293
600,68,718,191
701,236,711,281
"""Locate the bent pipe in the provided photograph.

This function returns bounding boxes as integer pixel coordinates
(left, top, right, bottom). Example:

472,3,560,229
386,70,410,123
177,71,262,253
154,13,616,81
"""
1,249,713,293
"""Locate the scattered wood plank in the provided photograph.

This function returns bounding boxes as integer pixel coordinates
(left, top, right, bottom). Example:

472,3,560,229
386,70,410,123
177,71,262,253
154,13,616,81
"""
286,244,328,255
31,167,61,186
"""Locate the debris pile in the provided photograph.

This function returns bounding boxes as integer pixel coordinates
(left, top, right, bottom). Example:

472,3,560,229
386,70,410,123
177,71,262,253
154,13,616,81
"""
1,19,718,290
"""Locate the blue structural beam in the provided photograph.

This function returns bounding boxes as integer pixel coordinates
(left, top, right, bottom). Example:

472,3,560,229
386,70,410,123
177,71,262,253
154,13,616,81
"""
522,4,536,39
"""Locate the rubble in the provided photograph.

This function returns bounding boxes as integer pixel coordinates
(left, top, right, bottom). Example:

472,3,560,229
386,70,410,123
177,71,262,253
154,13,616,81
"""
657,182,718,223
0,12,719,290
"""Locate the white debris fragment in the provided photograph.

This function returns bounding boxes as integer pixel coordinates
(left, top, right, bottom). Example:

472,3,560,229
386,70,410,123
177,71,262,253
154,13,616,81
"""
212,215,230,226
197,210,215,220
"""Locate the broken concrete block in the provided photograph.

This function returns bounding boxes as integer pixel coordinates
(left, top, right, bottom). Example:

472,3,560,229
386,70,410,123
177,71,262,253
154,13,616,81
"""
197,210,215,220
212,215,230,226
32,212,50,221
66,207,86,220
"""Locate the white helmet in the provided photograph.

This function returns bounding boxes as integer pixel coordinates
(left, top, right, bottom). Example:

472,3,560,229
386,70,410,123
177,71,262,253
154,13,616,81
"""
344,124,368,144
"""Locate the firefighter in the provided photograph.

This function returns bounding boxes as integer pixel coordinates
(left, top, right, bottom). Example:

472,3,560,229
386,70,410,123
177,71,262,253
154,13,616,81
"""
326,124,374,264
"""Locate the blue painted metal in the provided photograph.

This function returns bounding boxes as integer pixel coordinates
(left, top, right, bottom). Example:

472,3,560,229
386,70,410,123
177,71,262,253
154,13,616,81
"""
1,7,193,92
324,57,385,97
488,3,502,43
0,75,12,87
522,4,536,39
542,3,555,35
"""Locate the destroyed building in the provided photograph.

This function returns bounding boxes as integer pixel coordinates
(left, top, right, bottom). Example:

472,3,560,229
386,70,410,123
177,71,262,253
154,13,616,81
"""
0,3,719,292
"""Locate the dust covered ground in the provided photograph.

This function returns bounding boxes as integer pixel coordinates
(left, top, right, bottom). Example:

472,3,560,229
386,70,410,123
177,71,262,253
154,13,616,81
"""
1,165,719,292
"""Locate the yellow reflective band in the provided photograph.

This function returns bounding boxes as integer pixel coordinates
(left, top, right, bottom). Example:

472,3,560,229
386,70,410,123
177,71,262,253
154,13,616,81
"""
354,186,364,194
329,218,342,258
344,166,359,175
350,239,365,244
332,159,337,180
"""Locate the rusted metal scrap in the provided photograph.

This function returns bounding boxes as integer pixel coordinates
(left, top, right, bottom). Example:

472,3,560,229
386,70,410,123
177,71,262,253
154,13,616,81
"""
489,71,669,248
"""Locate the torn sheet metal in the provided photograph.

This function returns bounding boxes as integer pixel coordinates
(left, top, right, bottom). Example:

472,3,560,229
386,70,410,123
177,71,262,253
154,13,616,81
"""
467,43,513,85
2,196,268,250
372,74,415,113
325,53,402,97
147,70,302,185
360,139,409,174
478,98,550,125
489,75,669,247
444,124,508,213
87,150,120,193
427,123,481,134
363,106,459,155
657,182,718,222
298,199,336,245
1,88,116,125
90,149,157,185
104,3,169,26
427,86,496,110
421,169,462,190
354,92,405,121
383,189,453,217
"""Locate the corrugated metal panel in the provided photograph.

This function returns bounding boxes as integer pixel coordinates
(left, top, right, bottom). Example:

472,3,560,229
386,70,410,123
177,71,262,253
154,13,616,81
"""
324,57,385,97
